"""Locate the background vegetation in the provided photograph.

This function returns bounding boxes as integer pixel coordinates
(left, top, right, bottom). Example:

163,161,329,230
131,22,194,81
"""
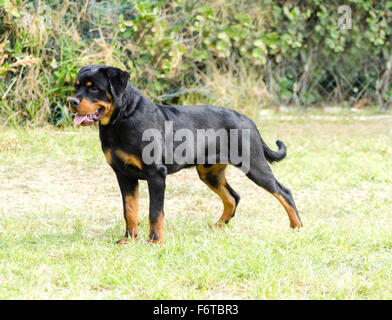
0,0,391,125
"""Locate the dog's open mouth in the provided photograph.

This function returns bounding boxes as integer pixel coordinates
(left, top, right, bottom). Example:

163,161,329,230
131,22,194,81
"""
73,107,105,125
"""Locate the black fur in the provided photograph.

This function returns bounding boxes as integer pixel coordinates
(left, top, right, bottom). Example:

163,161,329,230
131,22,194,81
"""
262,140,287,163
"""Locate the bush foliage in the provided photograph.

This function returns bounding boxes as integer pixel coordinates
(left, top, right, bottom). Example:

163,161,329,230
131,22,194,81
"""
0,0,391,125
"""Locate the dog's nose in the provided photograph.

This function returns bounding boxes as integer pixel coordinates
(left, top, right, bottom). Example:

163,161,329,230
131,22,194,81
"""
69,97,80,108
69,97,80,112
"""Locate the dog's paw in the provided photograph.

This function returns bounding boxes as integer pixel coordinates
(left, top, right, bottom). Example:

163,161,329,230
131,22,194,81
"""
290,222,302,230
209,221,228,229
147,238,164,245
116,237,129,245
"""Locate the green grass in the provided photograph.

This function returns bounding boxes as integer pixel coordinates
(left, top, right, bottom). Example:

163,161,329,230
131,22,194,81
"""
0,112,392,299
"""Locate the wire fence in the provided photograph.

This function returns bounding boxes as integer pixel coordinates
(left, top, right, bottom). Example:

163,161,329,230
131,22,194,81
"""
130,1,391,109
264,49,391,109
60,0,392,109
256,2,391,109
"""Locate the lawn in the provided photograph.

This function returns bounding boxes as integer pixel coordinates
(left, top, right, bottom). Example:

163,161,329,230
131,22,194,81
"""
0,111,391,299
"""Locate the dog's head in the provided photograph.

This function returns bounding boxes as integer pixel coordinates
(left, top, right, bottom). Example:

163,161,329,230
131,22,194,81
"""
69,65,130,126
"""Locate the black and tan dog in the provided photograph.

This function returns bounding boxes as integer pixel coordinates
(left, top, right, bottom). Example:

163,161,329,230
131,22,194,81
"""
69,65,302,244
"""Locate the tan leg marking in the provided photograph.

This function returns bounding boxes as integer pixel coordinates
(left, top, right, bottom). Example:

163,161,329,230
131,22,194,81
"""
148,213,164,244
116,186,139,244
273,193,302,229
197,164,236,227
124,190,139,239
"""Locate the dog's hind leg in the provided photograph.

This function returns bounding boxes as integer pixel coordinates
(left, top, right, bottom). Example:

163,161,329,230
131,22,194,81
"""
196,164,240,226
226,183,240,219
272,179,302,228
246,164,302,229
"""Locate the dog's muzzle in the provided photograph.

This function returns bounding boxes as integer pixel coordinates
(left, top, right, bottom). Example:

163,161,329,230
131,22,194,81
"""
69,97,80,112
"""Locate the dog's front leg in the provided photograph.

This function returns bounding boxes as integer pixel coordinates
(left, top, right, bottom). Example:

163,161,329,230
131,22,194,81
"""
147,174,166,244
115,172,139,244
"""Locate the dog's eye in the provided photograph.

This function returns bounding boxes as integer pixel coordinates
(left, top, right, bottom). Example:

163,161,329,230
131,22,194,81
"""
89,87,98,93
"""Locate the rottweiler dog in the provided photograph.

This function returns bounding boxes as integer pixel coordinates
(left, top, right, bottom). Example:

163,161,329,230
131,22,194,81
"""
69,65,302,244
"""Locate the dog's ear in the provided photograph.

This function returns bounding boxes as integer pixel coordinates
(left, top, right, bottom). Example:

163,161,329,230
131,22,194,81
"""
105,67,130,105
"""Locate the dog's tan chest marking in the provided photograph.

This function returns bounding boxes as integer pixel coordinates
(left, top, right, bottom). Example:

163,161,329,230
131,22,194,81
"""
115,150,143,170
103,148,112,165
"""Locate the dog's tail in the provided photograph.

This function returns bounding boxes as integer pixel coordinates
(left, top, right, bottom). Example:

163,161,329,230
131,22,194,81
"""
262,139,287,163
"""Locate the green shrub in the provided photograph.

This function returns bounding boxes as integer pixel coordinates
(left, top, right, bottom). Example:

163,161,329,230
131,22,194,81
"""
0,0,391,126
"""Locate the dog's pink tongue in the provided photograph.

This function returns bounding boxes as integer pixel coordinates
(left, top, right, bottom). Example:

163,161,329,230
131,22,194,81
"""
73,115,88,125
